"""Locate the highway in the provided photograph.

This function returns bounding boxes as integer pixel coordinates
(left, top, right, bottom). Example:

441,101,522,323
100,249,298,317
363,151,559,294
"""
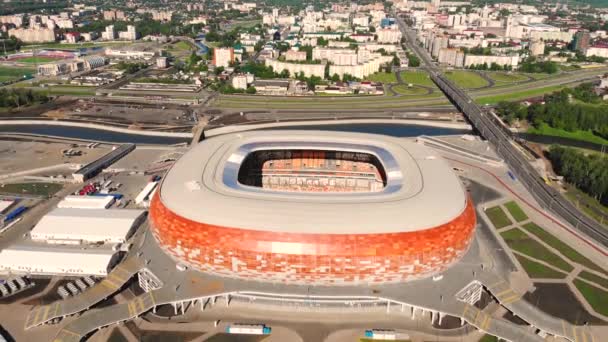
395,15,608,248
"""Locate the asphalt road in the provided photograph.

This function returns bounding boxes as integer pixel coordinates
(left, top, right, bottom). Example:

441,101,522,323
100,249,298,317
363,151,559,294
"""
395,15,608,249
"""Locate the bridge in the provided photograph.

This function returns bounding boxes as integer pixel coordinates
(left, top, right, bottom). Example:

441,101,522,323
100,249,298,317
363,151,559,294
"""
396,15,608,249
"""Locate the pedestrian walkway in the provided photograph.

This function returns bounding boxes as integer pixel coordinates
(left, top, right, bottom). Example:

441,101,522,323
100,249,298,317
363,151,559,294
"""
25,257,141,329
479,272,598,342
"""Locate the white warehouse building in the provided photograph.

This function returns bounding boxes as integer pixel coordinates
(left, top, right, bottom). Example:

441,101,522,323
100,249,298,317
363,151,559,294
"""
30,208,145,245
58,195,115,209
0,245,119,276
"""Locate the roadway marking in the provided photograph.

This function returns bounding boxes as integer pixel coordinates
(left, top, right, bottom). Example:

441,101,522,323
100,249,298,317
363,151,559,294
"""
483,314,491,331
462,305,469,318
53,303,60,318
591,331,596,342
562,320,568,339
474,309,481,325
99,280,115,290
572,325,578,342
103,277,121,290
149,292,156,306
582,329,588,342
501,294,520,305
494,288,513,298
42,305,51,321
127,302,134,317
488,279,505,288
59,328,80,337
33,307,42,325
484,316,492,331
135,298,142,313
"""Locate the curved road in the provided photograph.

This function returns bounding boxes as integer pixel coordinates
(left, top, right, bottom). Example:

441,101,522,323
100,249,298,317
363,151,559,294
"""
394,15,608,250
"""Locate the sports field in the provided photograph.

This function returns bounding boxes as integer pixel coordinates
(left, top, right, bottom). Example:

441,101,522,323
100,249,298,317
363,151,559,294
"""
0,66,34,82
16,56,62,64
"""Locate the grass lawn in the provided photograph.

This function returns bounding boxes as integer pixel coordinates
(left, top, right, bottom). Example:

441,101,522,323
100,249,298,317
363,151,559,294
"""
500,228,574,272
0,65,35,81
400,70,435,87
0,182,62,197
478,335,498,342
527,123,608,146
504,201,528,222
17,56,62,64
365,72,397,84
560,65,582,72
515,254,567,279
38,86,95,96
474,85,566,105
360,339,410,342
565,185,608,229
171,41,193,51
485,206,513,229
521,222,605,274
392,84,428,95
486,72,529,83
573,279,608,316
444,70,489,89
579,271,608,289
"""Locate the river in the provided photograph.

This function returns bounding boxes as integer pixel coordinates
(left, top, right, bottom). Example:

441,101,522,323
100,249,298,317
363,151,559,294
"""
0,122,472,145
0,124,191,145
258,123,472,137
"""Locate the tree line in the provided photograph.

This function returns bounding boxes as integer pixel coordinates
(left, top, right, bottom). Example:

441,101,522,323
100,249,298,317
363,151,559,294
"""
494,83,608,139
548,146,608,205
0,88,48,109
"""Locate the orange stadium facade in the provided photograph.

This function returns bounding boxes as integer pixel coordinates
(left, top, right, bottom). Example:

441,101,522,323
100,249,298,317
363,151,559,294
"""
150,194,476,285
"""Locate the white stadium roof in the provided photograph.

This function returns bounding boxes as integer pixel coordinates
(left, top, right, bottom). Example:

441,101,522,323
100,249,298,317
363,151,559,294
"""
0,245,116,276
159,130,468,234
30,208,145,244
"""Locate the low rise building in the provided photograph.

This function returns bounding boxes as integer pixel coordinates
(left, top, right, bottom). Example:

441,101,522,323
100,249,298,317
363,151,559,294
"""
38,56,105,76
30,208,144,245
231,73,251,90
0,245,120,276
585,45,608,58
156,57,168,68
64,32,80,43
285,50,307,62
105,48,156,60
252,79,290,95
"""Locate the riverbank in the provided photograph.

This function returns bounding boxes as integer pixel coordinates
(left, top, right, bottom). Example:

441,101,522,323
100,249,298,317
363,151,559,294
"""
0,120,192,138
0,121,192,145
205,118,472,138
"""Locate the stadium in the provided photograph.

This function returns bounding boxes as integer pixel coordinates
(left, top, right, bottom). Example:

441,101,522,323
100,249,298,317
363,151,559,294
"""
149,130,476,285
